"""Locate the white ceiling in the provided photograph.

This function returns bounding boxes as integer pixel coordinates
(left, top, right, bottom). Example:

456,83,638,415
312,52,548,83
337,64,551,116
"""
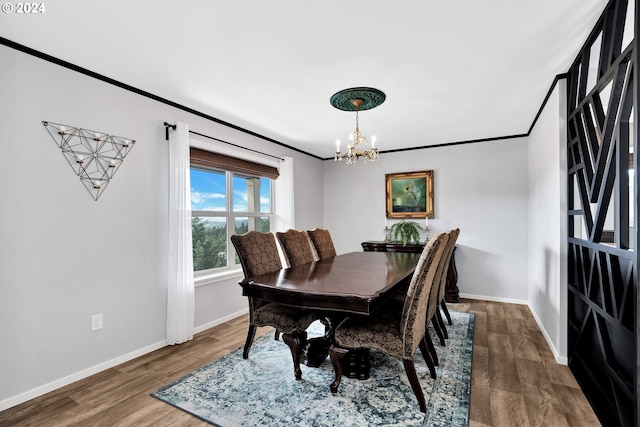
1,0,609,158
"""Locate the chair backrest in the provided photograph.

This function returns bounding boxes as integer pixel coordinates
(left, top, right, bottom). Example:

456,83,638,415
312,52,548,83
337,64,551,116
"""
436,228,460,304
231,231,283,278
399,232,449,357
307,228,337,259
276,229,315,267
426,228,458,321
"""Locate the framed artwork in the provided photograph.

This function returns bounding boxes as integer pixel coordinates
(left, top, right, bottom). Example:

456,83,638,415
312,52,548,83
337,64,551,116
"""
385,170,434,219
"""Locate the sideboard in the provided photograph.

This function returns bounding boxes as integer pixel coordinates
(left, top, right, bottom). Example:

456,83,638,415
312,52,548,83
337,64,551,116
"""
361,241,459,303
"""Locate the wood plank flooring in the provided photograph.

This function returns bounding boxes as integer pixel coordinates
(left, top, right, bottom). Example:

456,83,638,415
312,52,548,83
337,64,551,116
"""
0,300,602,426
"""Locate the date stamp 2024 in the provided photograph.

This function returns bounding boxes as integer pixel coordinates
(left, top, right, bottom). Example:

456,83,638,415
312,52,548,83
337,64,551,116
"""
2,2,46,13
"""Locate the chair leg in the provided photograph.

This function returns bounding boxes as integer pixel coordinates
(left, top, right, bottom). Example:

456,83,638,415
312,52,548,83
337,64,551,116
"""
402,359,427,413
441,301,452,325
435,309,449,339
282,331,307,380
243,324,257,359
274,330,280,341
419,338,437,379
329,346,349,393
424,331,439,366
432,316,446,346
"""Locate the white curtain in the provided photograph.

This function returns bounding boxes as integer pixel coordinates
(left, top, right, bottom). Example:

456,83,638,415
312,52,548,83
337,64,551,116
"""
274,156,295,232
273,157,294,266
167,121,194,345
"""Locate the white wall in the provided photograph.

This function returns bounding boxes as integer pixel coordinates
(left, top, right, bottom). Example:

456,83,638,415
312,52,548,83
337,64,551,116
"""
527,79,568,363
323,138,530,302
0,44,323,409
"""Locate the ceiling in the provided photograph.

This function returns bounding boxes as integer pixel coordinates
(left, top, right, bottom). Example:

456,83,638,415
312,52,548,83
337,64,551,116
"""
1,0,610,158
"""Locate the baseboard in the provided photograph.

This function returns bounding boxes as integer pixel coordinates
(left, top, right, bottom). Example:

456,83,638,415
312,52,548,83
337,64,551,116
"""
194,308,248,334
0,339,167,412
528,307,568,365
458,293,528,305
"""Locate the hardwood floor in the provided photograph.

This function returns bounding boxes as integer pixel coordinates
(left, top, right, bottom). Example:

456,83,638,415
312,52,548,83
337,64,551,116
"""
0,300,602,426
456,300,601,427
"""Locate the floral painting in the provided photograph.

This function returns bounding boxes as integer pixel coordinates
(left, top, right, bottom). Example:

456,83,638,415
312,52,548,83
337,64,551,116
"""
385,170,434,219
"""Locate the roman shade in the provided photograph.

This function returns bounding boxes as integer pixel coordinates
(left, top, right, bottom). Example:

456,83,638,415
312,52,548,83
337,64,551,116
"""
190,147,279,179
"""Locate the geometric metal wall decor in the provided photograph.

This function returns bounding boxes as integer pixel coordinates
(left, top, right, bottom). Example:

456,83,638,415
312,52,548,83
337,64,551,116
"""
42,121,135,201
566,0,637,425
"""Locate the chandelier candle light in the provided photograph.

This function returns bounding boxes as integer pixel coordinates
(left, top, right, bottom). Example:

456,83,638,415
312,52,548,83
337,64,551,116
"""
331,87,385,165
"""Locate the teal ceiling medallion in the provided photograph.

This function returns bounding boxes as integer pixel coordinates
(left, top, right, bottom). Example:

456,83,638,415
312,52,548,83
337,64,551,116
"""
329,87,386,111
331,87,385,165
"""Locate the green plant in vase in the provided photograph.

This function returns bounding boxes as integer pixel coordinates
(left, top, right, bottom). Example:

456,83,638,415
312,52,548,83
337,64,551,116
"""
389,219,424,246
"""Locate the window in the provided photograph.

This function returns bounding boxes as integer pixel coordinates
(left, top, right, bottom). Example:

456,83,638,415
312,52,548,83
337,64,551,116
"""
190,148,277,276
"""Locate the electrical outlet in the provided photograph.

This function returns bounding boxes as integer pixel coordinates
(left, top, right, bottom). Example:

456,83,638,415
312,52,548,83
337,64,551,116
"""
91,313,103,331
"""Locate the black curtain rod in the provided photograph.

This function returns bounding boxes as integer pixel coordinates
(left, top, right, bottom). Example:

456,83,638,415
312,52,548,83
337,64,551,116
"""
163,122,176,141
164,122,284,161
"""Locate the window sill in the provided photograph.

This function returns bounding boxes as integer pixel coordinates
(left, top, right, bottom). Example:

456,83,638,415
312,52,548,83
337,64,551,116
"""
194,267,243,287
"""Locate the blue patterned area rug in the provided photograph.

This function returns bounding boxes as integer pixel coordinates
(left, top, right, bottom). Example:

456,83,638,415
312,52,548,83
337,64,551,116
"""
152,311,474,427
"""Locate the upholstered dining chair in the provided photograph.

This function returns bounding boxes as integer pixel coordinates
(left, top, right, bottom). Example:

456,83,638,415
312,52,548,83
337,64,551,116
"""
328,232,448,413
273,229,317,341
424,228,456,359
428,228,460,346
388,229,453,363
436,228,460,328
276,229,315,268
231,231,319,380
276,228,335,344
307,227,337,260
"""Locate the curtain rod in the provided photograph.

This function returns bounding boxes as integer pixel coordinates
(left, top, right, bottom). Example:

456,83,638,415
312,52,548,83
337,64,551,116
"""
164,122,284,161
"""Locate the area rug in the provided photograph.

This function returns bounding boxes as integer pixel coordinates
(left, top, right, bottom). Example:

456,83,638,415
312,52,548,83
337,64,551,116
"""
152,311,474,427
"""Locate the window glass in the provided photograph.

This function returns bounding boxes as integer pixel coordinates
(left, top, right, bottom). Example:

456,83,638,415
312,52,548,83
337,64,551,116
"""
259,177,271,213
190,164,273,274
192,217,227,270
191,169,226,211
232,174,272,213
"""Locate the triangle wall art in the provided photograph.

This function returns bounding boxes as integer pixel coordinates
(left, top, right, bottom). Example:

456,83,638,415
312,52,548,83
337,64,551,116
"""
43,121,136,201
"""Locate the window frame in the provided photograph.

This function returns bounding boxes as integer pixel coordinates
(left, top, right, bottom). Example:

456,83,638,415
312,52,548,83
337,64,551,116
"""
191,169,274,275
189,138,278,287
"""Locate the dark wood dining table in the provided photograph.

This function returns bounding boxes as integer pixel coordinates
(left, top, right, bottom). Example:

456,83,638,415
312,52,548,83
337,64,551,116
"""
238,251,422,376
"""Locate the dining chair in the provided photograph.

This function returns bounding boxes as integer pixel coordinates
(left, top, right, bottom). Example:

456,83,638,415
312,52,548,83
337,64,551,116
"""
436,228,460,327
388,230,452,363
307,227,337,259
328,232,449,413
425,229,456,355
276,229,335,345
391,228,457,371
231,231,319,380
276,229,316,267
428,228,459,345
274,229,318,341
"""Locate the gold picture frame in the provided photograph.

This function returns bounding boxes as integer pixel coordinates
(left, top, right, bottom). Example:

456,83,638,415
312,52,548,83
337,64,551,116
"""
385,170,434,219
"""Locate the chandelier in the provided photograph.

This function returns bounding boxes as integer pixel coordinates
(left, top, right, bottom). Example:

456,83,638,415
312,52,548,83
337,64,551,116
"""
330,87,386,165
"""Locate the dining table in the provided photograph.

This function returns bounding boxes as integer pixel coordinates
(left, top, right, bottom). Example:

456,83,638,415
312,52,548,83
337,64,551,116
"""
238,250,422,377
